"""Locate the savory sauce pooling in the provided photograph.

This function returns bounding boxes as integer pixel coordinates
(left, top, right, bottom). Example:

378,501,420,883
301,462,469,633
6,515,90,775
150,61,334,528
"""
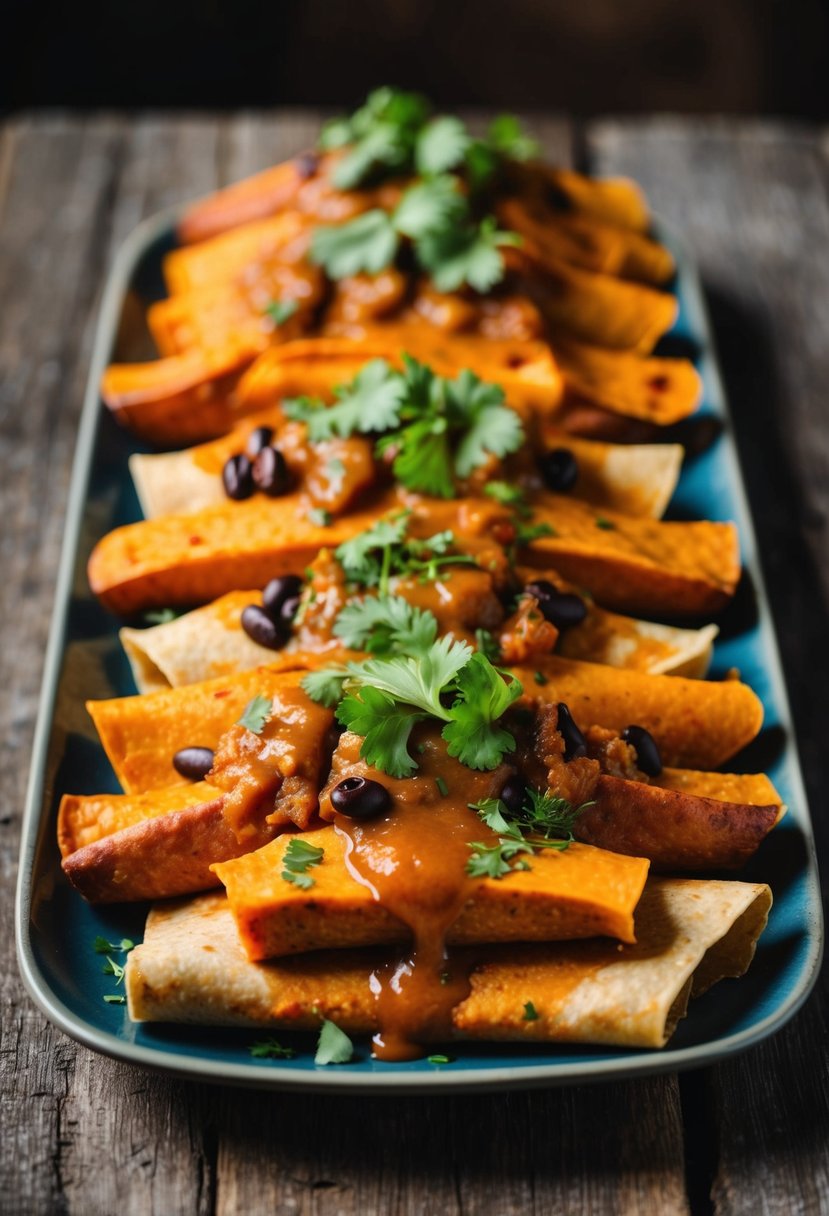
320,729,511,1059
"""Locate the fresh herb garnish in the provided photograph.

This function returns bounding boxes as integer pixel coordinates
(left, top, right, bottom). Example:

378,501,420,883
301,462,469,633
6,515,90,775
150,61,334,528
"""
466,790,589,880
315,642,522,778
93,936,135,955
514,520,555,546
237,694,273,734
435,775,449,797
533,670,548,686
335,512,477,595
143,608,177,626
523,1001,540,1022
475,628,501,663
427,1054,455,1065
311,88,539,291
315,1017,355,1065
103,994,126,1005
287,356,523,496
281,838,325,890
101,957,127,983
484,480,532,518
264,298,298,326
249,1037,297,1059
334,595,439,657
308,507,332,527
595,516,615,530
300,666,351,709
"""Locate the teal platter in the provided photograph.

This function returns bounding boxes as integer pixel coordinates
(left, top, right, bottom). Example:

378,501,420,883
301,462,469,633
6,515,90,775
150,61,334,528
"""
16,206,823,1093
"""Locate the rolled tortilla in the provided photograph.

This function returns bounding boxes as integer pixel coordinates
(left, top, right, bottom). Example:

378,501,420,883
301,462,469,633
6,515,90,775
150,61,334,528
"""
87,653,762,795
212,827,651,960
88,488,738,618
125,878,771,1049
119,590,718,695
129,419,682,522
551,337,702,426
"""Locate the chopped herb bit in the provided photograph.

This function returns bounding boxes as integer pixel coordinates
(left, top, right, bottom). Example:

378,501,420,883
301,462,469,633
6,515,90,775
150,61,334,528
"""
514,520,555,546
485,480,531,517
595,516,615,530
301,666,350,708
475,628,501,664
93,936,135,954
435,775,449,797
533,671,548,686
238,694,273,735
281,838,325,890
143,608,177,626
466,838,534,879
523,1001,540,1022
103,994,126,1005
308,507,332,527
101,957,127,984
471,789,589,861
250,1037,296,1059
315,1017,355,1065
427,1054,455,1065
264,298,298,326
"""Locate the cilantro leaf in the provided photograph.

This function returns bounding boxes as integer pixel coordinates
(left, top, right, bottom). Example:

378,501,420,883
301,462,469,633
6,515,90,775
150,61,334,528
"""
264,299,298,326
238,694,273,734
417,216,521,293
447,370,524,476
281,838,325,890
315,1017,355,1065
484,481,531,517
523,1001,540,1022
143,608,178,626
300,359,404,442
333,596,439,656
335,513,411,587
102,956,127,983
475,628,501,663
324,87,430,189
466,838,533,879
427,1054,455,1065
415,117,470,176
337,686,426,778
311,209,399,278
487,114,540,162
249,1037,296,1059
301,666,350,708
350,637,473,720
442,653,522,769
383,415,454,498
393,176,464,240
93,936,135,955
103,994,126,1005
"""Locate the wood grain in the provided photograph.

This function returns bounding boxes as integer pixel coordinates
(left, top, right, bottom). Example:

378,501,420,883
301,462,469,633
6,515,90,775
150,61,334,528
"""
589,117,829,1216
0,111,825,1215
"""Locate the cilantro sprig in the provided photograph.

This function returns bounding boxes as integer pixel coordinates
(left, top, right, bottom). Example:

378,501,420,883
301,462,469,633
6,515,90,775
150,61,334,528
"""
334,511,477,593
284,356,523,496
238,694,273,735
303,639,522,778
334,595,438,657
281,838,325,890
466,790,589,880
312,89,538,290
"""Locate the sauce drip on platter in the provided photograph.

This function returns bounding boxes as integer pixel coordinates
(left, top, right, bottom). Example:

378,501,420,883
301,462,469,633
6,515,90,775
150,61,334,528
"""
319,728,511,1060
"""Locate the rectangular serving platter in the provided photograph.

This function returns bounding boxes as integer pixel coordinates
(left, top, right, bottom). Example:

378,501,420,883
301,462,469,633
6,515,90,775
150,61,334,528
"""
16,203,824,1094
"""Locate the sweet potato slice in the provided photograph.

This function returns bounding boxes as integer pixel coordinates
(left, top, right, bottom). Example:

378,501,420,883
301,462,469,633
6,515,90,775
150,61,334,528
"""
552,337,702,426
525,166,652,233
57,780,215,856
86,667,335,795
575,775,781,870
164,211,313,296
87,492,392,616
213,826,649,960
519,655,763,768
177,159,311,244
88,487,737,619
499,198,674,285
524,493,740,616
100,352,243,446
60,796,280,904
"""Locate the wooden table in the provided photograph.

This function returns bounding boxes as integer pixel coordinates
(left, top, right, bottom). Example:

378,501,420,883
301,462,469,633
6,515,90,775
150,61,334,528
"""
1,112,827,1215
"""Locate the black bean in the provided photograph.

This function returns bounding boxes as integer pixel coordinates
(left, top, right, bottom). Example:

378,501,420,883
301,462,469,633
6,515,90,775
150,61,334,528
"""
172,746,214,781
538,447,579,493
524,580,587,630
557,702,587,761
222,453,254,501
246,425,274,458
499,777,527,816
262,574,303,620
330,776,392,821
622,725,663,777
241,603,289,650
252,446,290,496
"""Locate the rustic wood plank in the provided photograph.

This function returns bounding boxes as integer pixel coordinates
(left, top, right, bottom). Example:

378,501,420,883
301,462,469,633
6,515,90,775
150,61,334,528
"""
587,117,829,1216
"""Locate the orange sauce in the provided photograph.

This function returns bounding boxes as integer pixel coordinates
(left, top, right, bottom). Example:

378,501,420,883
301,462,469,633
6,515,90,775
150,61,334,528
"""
320,729,512,1060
